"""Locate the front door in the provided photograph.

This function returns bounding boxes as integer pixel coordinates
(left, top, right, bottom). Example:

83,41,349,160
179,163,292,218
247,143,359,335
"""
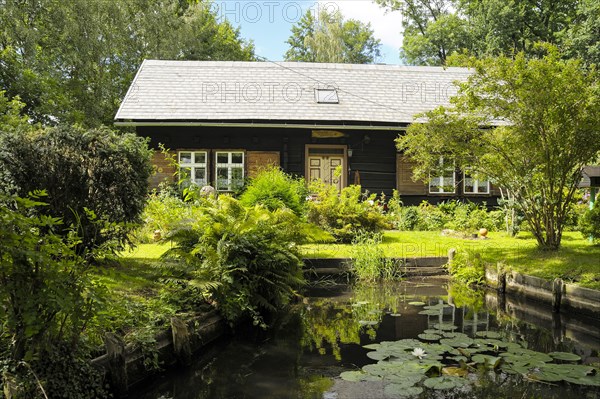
305,145,347,191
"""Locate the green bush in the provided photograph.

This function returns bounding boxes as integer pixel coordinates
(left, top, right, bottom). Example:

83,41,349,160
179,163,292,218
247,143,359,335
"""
307,183,389,243
0,125,153,255
0,344,109,399
392,201,505,232
446,250,486,285
165,196,306,328
239,167,307,216
136,185,199,243
579,202,600,242
0,194,100,362
396,206,419,230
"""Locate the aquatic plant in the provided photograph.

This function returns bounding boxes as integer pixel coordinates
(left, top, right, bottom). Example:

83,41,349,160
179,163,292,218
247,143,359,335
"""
339,302,600,397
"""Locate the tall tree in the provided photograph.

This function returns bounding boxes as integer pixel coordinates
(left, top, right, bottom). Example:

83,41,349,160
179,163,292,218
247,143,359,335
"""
375,0,470,65
285,9,381,64
398,47,600,250
0,0,255,127
375,0,579,65
463,0,578,58
564,0,600,66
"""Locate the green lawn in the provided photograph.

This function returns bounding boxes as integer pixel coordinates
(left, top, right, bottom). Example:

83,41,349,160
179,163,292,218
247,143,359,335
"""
118,232,600,290
302,231,600,289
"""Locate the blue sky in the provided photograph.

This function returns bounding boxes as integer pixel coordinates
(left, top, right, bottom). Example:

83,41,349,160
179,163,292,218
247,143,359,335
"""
211,1,404,64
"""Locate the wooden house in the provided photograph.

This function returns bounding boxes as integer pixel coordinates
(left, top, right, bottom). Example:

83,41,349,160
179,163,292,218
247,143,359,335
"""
115,60,502,205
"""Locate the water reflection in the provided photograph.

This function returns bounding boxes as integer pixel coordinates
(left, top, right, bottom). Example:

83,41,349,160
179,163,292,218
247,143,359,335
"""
135,278,599,399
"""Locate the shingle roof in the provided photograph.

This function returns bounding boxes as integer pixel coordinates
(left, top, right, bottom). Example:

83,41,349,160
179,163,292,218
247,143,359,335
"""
115,60,472,126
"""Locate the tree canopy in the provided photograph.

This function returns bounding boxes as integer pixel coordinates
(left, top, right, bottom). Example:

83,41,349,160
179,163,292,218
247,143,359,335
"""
0,0,255,127
397,48,600,250
375,0,593,66
285,9,382,64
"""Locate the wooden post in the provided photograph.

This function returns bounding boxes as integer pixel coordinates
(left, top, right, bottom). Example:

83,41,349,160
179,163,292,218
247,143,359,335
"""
104,333,128,398
552,278,564,313
171,317,192,367
497,264,507,294
590,187,597,242
447,248,456,262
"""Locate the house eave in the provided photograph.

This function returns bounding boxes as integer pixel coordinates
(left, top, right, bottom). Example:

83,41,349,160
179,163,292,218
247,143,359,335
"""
114,120,408,131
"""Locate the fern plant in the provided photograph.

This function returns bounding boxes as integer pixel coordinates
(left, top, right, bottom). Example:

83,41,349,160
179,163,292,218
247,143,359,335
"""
164,195,306,328
239,166,307,216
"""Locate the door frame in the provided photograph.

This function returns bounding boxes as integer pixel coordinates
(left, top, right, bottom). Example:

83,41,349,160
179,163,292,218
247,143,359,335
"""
304,144,348,188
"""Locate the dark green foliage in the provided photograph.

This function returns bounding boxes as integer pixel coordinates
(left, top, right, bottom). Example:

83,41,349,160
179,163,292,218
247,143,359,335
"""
0,0,255,126
239,167,307,216
0,194,101,363
0,345,109,399
375,0,581,66
393,201,504,232
165,196,306,328
0,125,153,254
307,183,389,243
579,201,600,243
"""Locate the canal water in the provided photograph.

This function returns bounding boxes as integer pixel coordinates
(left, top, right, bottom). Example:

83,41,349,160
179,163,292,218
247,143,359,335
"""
135,278,600,399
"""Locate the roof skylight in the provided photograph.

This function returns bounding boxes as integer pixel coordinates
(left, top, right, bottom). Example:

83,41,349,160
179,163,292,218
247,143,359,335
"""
315,88,339,104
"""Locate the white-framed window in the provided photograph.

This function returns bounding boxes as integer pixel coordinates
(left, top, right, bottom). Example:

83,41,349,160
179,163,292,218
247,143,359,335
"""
463,171,490,194
178,151,207,187
429,157,456,194
215,151,244,191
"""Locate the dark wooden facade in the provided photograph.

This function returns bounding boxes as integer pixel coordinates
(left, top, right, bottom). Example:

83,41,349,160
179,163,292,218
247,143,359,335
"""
139,125,500,206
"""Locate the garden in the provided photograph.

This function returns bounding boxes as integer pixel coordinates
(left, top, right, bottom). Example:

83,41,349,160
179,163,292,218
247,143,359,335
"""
1,41,600,398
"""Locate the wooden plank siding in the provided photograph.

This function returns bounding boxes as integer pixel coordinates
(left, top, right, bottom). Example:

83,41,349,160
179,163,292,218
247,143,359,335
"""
150,150,177,187
137,126,499,206
138,126,400,195
247,151,280,178
396,155,427,195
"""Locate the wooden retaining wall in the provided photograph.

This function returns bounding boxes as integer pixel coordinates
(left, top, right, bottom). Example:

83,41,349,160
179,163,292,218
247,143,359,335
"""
485,264,600,318
91,310,227,398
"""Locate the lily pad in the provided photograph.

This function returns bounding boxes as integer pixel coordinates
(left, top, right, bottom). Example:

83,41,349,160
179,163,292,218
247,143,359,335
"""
432,323,458,331
418,333,442,341
367,351,391,361
383,374,424,386
443,332,469,339
340,370,366,382
440,337,474,348
423,376,467,390
548,352,581,362
471,354,502,368
390,313,402,317
563,375,600,386
408,301,426,306
528,369,563,382
384,384,424,398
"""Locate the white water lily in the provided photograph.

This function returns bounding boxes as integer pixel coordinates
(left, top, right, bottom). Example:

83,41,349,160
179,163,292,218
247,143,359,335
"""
411,348,427,359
